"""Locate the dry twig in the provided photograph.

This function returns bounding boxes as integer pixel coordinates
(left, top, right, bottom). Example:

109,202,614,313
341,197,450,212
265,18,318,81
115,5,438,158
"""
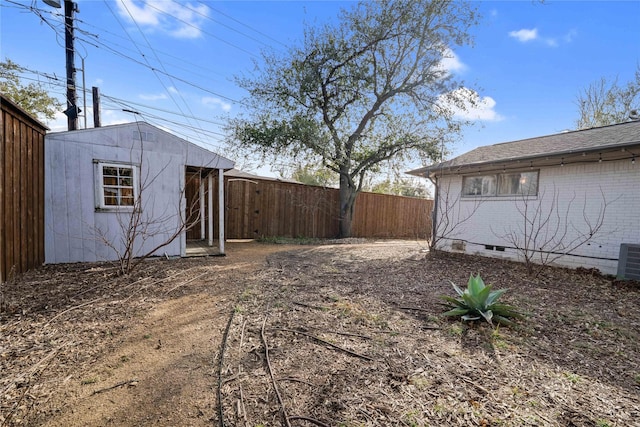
91,379,139,395
261,316,292,427
275,328,374,361
288,416,331,427
217,310,235,427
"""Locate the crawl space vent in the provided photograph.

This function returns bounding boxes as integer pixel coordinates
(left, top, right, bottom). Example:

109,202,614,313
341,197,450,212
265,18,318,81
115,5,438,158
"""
451,240,465,252
617,244,640,280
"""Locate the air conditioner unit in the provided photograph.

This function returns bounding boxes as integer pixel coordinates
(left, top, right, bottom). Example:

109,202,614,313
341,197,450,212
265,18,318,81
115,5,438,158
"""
617,244,640,280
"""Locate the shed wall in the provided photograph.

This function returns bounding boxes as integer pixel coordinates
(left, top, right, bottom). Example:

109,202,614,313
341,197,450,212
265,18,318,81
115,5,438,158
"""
45,127,189,264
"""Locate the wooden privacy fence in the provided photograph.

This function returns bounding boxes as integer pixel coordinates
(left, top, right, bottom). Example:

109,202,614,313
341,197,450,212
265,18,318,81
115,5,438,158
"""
1,95,47,282
186,173,432,240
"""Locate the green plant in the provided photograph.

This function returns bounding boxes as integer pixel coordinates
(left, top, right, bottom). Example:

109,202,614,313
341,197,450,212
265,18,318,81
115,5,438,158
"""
441,274,523,327
563,372,580,384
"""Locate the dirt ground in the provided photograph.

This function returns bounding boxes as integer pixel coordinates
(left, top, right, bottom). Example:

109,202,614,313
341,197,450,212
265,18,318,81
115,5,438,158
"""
1,240,639,427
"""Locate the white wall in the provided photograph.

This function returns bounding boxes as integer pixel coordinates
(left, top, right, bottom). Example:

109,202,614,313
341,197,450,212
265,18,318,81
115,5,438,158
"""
435,159,640,275
44,123,233,264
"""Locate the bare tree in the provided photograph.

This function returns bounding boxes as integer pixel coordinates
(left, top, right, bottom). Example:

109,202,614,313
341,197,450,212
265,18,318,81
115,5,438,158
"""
429,178,483,251
492,187,616,277
575,66,640,129
92,138,209,276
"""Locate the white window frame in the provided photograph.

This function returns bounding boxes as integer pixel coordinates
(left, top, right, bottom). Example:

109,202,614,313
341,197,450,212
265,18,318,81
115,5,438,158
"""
95,161,139,210
462,170,539,198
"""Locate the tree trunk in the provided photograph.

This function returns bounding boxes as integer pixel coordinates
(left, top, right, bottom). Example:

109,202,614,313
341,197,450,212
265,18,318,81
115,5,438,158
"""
338,171,358,238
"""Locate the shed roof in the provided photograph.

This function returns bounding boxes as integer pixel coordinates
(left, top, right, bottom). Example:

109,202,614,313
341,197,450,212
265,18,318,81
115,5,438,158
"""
408,120,640,177
46,121,234,170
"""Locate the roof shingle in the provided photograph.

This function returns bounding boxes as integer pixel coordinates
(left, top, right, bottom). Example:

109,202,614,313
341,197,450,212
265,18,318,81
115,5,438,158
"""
409,120,640,177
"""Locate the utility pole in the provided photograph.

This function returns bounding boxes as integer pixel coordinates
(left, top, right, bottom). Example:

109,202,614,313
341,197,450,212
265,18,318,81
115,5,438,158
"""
63,0,78,130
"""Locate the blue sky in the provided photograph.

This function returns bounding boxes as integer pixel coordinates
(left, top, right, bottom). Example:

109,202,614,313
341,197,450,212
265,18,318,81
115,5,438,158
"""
2,0,639,175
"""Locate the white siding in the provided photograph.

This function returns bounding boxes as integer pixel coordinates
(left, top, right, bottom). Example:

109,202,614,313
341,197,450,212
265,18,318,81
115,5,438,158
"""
44,123,233,264
435,159,640,275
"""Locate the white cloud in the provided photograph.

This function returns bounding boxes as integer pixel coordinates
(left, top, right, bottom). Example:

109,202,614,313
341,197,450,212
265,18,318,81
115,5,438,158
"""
139,93,168,101
46,110,70,132
509,28,538,42
438,88,504,122
438,48,466,74
509,27,575,48
116,0,209,39
564,29,578,43
202,97,231,112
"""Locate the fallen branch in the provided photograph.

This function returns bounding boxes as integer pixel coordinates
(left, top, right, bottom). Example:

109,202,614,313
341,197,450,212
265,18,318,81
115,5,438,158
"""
91,379,139,395
397,306,431,313
261,317,291,427
43,297,104,328
217,310,235,427
323,330,372,340
288,416,331,427
460,376,491,396
278,377,317,388
274,328,374,361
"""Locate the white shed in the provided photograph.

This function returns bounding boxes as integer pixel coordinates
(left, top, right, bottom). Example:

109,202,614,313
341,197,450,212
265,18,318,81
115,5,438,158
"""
408,121,640,277
45,122,234,264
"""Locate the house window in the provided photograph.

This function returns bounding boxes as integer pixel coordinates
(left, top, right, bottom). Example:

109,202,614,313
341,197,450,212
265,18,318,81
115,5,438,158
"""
462,175,497,196
96,162,138,209
498,171,538,196
462,171,538,197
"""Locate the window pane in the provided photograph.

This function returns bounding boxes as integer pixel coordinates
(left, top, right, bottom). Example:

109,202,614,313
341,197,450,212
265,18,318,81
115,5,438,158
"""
463,175,496,196
103,176,117,186
462,177,482,196
120,187,133,198
482,176,496,195
498,171,538,195
120,196,134,206
103,166,117,177
119,177,133,186
104,188,118,205
119,168,133,177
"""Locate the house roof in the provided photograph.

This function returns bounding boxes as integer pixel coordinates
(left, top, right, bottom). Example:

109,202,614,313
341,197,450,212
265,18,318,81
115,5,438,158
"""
225,168,301,184
408,120,640,178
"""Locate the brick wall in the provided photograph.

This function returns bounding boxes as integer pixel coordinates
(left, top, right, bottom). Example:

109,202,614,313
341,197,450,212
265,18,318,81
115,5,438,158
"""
435,159,639,275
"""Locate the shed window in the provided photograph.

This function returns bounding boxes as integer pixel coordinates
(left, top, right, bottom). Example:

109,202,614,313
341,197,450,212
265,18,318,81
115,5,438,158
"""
96,162,138,209
462,171,538,197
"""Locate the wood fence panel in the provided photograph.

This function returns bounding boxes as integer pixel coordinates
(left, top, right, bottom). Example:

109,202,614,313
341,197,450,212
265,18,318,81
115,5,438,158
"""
184,172,432,242
1,95,47,282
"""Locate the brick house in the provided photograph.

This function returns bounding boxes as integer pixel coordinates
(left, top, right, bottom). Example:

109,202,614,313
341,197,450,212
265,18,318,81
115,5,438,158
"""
408,120,640,277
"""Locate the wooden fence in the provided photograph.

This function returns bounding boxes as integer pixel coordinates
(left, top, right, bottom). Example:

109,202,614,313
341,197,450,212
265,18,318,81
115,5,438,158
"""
186,172,432,240
1,95,47,282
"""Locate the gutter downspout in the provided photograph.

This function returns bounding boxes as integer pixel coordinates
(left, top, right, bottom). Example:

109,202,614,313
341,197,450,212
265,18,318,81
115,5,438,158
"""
428,174,438,250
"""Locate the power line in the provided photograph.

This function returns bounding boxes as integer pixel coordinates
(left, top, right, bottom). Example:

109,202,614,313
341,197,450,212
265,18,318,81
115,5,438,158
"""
101,94,227,127
195,1,287,49
144,2,260,59
109,0,210,144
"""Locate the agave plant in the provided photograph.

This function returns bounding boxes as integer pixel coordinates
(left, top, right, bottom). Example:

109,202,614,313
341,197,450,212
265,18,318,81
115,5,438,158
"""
441,274,523,327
